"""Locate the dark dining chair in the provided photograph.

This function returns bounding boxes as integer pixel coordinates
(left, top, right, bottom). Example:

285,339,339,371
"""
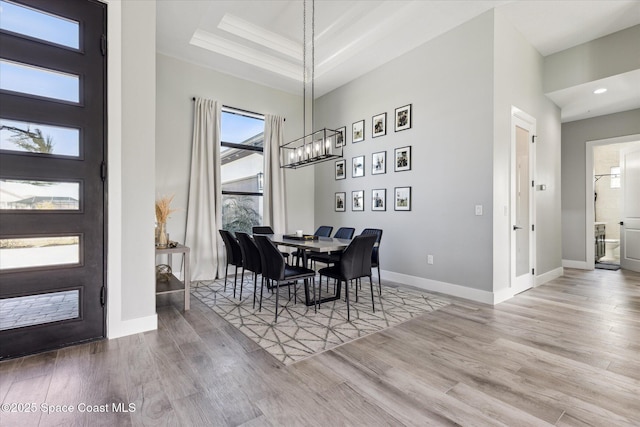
253,225,290,260
360,228,383,295
308,227,356,269
254,235,317,322
318,234,378,321
314,225,333,237
219,230,243,298
236,232,262,308
252,225,275,234
292,225,334,267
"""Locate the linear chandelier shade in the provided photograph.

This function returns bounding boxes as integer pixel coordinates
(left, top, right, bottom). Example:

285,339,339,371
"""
280,0,342,169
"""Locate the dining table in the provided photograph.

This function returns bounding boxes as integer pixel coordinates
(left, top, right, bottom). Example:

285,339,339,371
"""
263,234,353,307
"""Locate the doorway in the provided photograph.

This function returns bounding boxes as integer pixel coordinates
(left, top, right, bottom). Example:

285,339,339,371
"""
0,0,107,358
510,107,536,294
586,135,640,271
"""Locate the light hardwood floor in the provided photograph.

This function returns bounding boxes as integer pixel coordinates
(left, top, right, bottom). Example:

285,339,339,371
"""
1,268,639,426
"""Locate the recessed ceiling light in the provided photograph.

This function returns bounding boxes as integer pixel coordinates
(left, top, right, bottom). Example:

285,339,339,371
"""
593,88,607,94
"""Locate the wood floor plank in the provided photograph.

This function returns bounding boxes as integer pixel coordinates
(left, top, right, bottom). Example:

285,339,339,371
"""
128,380,178,427
2,268,639,426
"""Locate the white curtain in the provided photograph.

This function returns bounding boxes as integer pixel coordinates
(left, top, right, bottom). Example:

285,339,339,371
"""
185,98,223,280
263,114,287,234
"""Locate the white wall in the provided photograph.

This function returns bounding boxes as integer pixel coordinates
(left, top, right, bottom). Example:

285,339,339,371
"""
314,11,496,296
155,54,312,247
493,9,563,293
107,0,158,338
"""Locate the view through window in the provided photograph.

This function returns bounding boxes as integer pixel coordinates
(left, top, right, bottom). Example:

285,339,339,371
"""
221,107,264,234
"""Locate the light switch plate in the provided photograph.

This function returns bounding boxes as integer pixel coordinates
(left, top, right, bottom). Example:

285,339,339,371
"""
475,205,483,216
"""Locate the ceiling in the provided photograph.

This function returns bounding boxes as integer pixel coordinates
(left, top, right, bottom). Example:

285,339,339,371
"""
156,0,640,122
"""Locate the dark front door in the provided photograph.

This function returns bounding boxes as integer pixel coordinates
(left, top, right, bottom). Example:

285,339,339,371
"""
0,0,107,358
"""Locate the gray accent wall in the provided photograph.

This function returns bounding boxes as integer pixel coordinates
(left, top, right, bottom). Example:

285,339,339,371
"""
544,25,640,93
155,54,311,246
561,109,640,262
314,12,496,292
493,10,562,290
314,9,563,296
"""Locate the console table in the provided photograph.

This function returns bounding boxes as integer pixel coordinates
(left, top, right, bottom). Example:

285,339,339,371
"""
155,244,190,310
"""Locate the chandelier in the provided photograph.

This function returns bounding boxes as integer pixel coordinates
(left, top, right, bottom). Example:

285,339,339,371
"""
280,0,343,169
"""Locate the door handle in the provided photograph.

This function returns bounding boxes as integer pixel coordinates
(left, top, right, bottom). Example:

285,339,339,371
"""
513,225,522,230
619,221,624,226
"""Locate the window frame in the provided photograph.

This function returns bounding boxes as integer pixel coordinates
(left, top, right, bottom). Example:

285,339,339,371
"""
220,106,264,198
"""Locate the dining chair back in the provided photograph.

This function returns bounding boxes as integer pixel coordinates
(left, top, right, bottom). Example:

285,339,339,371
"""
360,228,383,294
254,235,317,322
314,225,333,237
318,234,378,321
236,232,263,308
333,227,355,239
252,225,275,234
252,225,290,260
308,227,355,269
219,230,243,298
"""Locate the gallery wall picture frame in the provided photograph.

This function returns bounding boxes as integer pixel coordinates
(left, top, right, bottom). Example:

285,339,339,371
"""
395,104,412,132
372,112,386,138
371,151,386,175
394,186,411,211
352,155,365,178
352,190,364,211
371,188,386,211
335,126,346,148
335,192,346,212
394,145,411,172
352,120,365,143
335,159,346,180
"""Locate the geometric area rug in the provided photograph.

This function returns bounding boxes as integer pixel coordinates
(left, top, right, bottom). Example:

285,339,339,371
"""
192,277,450,365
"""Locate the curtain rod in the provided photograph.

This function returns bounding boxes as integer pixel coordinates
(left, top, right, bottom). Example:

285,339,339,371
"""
191,97,285,121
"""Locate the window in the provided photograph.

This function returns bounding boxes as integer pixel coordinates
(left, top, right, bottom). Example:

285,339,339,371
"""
220,107,264,234
610,166,620,188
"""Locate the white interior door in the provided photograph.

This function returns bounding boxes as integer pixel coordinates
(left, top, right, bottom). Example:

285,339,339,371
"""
511,109,535,294
620,144,640,272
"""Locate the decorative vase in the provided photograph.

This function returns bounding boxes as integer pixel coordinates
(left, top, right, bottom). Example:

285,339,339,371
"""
157,222,168,248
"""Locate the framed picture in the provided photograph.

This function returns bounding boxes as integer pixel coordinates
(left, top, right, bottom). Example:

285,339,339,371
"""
335,159,346,180
372,112,386,138
371,151,386,175
394,186,411,211
352,120,364,143
352,190,364,211
394,145,411,172
352,155,365,178
335,126,346,148
395,104,412,132
335,192,346,212
371,189,386,211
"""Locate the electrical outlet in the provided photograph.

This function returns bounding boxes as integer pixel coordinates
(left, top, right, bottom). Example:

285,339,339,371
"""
475,205,483,216
427,255,434,265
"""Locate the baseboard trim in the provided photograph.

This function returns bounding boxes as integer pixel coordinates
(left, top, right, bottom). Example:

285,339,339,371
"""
107,314,157,339
379,269,496,305
536,266,564,286
562,259,590,270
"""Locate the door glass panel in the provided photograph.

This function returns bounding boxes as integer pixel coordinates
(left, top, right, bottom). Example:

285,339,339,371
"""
0,59,79,103
0,118,80,156
0,235,80,270
515,125,530,277
0,290,79,331
0,0,79,49
0,179,80,210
